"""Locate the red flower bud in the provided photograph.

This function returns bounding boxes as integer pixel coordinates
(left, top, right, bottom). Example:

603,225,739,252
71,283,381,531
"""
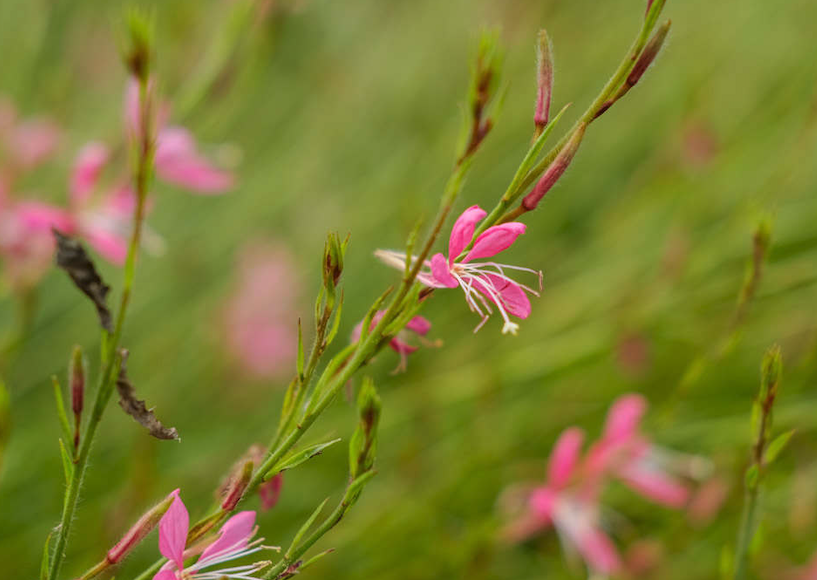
533,29,554,135
107,489,178,564
522,123,586,211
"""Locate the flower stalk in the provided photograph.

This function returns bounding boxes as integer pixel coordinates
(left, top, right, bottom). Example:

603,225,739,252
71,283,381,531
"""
45,13,156,580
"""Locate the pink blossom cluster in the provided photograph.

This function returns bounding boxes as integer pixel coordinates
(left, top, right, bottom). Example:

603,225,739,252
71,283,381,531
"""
0,79,234,290
502,394,713,577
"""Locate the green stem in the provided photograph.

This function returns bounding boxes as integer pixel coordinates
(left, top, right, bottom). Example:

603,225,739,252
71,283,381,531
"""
47,76,154,580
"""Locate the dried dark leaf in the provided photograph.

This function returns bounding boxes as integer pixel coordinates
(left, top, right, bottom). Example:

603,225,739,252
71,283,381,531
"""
116,350,179,441
52,229,112,332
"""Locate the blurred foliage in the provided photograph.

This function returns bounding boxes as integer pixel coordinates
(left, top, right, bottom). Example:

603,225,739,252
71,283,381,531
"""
1,0,817,579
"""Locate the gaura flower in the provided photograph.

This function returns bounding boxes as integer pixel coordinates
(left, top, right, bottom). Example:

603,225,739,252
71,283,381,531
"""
584,394,709,509
154,491,273,580
223,241,301,379
502,428,623,576
350,310,436,373
375,205,541,335
126,78,235,194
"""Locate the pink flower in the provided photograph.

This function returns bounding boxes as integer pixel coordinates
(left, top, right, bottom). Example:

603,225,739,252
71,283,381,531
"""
350,310,435,373
584,394,704,509
0,201,61,289
0,98,61,170
154,491,272,580
223,241,301,379
502,428,623,576
376,205,541,335
259,472,284,511
126,78,235,194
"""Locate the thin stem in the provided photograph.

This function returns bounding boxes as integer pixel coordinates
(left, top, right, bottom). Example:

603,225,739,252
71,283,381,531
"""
474,4,666,233
47,76,154,580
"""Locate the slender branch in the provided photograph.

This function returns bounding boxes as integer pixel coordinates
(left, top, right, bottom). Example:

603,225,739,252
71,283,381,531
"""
46,73,154,580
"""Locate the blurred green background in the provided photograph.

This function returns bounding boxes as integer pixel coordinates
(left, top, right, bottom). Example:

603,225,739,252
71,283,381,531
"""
2,0,817,578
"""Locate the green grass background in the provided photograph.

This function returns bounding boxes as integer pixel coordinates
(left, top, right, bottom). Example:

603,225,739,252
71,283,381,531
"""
1,0,817,578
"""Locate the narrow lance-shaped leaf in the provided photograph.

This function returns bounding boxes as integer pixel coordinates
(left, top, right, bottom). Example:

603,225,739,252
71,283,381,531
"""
286,498,330,560
765,429,795,465
271,438,342,475
51,376,73,452
52,229,113,332
40,531,53,580
116,350,180,440
58,439,74,485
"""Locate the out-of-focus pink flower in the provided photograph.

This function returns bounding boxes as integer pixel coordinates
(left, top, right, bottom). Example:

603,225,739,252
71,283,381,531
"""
584,394,695,508
350,310,435,373
154,491,271,580
501,393,710,577
70,142,110,205
502,427,622,576
376,205,541,335
0,201,61,289
687,476,730,526
126,78,235,194
224,241,301,379
0,99,61,170
259,472,284,511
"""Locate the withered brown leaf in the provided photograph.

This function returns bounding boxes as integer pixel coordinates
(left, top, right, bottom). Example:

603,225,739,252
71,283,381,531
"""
52,229,113,332
116,350,180,441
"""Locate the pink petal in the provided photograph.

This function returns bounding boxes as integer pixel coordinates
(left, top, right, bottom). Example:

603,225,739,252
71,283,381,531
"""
576,526,623,575
158,491,188,570
616,461,691,508
463,222,526,263
389,337,419,355
405,315,431,336
10,119,60,168
472,273,531,319
82,227,129,265
199,511,255,563
603,394,647,443
430,253,458,288
70,142,109,206
259,473,283,511
447,205,486,264
528,487,557,521
152,571,177,580
155,127,234,194
15,202,74,233
547,427,584,488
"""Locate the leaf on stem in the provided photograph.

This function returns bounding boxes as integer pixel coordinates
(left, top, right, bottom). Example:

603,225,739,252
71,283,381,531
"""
53,230,113,332
271,438,342,475
115,350,179,440
40,530,53,580
58,439,74,485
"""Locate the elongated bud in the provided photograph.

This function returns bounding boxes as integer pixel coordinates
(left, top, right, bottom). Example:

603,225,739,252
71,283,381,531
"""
594,20,670,120
646,0,654,16
259,472,284,511
533,29,554,137
124,9,153,83
106,489,178,564
69,345,85,450
322,232,346,292
627,20,670,89
522,122,586,211
349,377,381,481
760,345,782,407
221,460,254,511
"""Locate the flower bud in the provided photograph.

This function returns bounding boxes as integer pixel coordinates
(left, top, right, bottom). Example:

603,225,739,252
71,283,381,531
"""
349,377,381,480
106,489,178,564
322,232,346,291
626,20,670,90
522,122,586,211
259,472,284,511
124,9,153,83
760,345,782,406
533,29,554,136
221,460,254,511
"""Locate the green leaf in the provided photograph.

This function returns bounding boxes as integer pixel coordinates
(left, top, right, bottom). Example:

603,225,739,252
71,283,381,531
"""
52,376,73,452
286,497,329,559
745,464,759,490
765,429,795,464
271,438,342,475
324,290,344,348
40,530,53,580
296,318,305,381
59,439,74,485
299,548,335,572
